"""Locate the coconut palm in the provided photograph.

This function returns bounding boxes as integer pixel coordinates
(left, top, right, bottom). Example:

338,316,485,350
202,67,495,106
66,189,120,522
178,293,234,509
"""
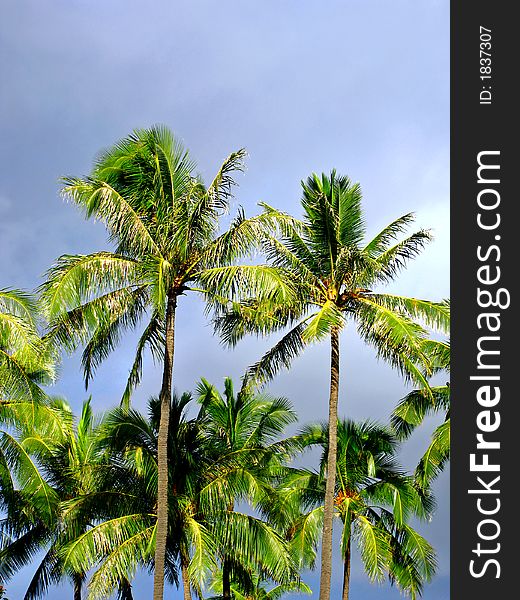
0,397,112,600
196,377,299,599
61,392,298,600
215,171,449,599
40,126,296,600
286,420,436,600
391,339,450,486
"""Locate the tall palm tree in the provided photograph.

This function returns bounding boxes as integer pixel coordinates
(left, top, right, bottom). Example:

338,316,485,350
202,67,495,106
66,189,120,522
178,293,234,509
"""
286,420,436,600
40,126,295,600
391,339,450,486
215,171,450,600
196,377,298,599
0,397,110,600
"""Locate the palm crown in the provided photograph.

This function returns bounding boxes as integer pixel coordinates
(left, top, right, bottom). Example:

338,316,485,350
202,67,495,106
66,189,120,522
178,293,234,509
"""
287,420,436,600
218,170,449,387
41,126,292,405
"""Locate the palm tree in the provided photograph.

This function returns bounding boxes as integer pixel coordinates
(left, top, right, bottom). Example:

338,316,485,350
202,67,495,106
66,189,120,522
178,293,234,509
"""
215,171,450,599
0,397,110,600
40,126,295,600
61,392,297,600
196,377,299,599
391,339,450,486
286,420,436,600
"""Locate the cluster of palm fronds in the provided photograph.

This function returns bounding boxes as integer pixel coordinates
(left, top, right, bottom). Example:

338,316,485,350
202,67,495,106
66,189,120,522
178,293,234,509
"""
0,126,449,600
1,379,438,600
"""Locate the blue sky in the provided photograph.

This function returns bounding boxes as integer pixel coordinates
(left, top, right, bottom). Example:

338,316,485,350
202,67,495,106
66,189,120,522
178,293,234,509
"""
0,1,449,598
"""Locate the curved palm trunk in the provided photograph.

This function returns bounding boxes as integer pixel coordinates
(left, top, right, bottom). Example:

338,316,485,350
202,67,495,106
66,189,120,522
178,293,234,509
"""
72,573,82,600
119,578,134,600
341,536,351,600
181,555,193,600
222,558,231,599
153,293,177,600
318,328,340,600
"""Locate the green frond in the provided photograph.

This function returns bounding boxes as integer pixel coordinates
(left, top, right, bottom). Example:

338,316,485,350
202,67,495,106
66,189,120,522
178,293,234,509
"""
367,294,450,335
40,253,139,321
422,338,450,373
415,419,450,487
0,432,59,525
336,177,365,247
190,148,246,233
0,399,71,442
391,385,450,438
60,514,155,582
185,517,218,589
0,289,38,324
79,287,149,387
197,265,298,306
369,230,432,285
364,213,417,256
212,296,304,348
201,208,274,269
244,321,309,388
86,522,156,600
0,523,51,582
0,350,49,403
262,235,323,291
23,547,62,600
301,301,345,343
216,511,298,584
394,524,437,583
354,297,432,386
289,505,323,570
121,313,165,409
60,177,163,259
354,515,391,582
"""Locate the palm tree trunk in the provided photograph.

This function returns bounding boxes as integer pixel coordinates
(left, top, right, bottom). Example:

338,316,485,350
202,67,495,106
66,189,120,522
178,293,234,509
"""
318,327,340,600
119,578,134,600
341,536,351,600
222,557,231,599
72,573,82,600
181,555,193,600
153,292,177,600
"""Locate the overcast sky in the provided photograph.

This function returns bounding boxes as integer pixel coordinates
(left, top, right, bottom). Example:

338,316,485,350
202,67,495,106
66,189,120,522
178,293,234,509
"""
0,1,449,598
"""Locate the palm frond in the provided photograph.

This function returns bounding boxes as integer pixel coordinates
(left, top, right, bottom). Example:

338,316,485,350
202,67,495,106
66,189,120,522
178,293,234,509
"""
121,312,165,409
415,419,450,487
40,253,139,321
391,386,450,438
244,321,309,388
354,515,391,582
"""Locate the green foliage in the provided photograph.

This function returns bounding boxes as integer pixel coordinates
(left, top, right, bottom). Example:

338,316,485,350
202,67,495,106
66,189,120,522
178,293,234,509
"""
285,420,437,598
391,339,450,486
41,127,292,408
0,289,56,403
213,170,449,390
0,397,105,598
